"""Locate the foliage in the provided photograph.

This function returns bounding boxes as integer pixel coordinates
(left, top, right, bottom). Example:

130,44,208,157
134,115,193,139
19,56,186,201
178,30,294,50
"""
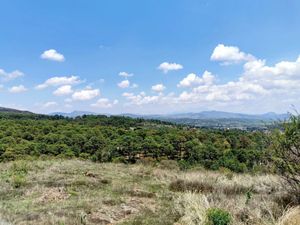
0,112,272,172
206,208,232,225
272,114,300,204
9,161,29,188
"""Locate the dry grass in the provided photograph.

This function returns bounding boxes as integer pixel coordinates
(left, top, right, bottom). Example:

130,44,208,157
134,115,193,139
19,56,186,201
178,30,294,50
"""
174,192,210,225
168,170,294,225
0,159,297,225
0,159,159,224
277,207,300,225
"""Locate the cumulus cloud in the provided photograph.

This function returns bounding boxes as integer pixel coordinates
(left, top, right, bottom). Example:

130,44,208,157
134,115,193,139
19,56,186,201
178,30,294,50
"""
121,45,300,113
42,101,58,108
118,80,130,88
36,76,81,89
157,62,183,73
0,69,24,81
41,49,65,62
91,98,118,108
9,85,27,93
122,91,175,106
152,84,166,92
241,57,300,90
177,71,215,87
53,85,73,96
175,49,300,106
72,88,100,101
211,44,255,65
119,72,133,78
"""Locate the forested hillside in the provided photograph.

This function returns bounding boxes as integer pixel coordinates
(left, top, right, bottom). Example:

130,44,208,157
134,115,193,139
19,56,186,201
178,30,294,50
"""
0,112,271,172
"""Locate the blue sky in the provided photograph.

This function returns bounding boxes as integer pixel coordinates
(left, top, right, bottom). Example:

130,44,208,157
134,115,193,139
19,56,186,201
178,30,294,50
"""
1,0,300,114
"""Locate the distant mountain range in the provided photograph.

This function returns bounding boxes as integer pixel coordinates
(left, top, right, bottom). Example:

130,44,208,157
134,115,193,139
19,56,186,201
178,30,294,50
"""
0,107,288,130
122,111,289,130
49,111,100,118
50,110,289,121
0,107,33,114
146,111,288,120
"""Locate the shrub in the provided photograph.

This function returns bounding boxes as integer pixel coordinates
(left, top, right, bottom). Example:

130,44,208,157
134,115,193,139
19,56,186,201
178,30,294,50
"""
112,156,127,163
177,160,191,171
9,160,29,188
272,115,300,205
217,157,247,173
11,160,29,174
79,153,90,159
11,174,26,188
206,208,232,225
218,167,234,180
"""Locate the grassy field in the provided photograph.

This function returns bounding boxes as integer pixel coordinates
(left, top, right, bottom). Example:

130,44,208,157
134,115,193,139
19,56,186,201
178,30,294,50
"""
0,159,299,225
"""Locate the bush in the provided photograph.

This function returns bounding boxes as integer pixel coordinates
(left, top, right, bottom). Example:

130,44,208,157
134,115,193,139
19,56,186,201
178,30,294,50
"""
11,160,29,174
79,153,90,159
206,208,232,225
272,115,300,205
11,174,26,188
178,160,191,171
217,155,248,173
9,160,28,188
112,156,127,163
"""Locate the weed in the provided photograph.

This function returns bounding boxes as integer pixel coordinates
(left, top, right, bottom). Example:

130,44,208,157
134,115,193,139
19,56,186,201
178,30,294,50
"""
11,174,26,188
206,208,232,225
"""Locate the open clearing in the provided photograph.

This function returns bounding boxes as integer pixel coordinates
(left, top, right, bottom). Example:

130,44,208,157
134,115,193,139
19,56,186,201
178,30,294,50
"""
0,159,299,225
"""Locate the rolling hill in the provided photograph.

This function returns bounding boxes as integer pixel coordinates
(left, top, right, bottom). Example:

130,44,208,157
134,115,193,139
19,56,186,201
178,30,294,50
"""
0,107,33,114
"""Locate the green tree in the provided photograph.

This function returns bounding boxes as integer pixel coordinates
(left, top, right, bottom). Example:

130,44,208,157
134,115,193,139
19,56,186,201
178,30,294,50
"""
272,115,300,204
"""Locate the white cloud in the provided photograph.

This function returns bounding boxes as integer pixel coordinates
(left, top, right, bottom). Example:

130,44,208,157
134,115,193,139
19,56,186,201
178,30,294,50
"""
241,57,300,90
122,91,175,106
53,85,73,96
119,72,133,78
41,49,65,62
175,50,300,108
120,46,300,113
157,62,183,73
118,80,130,88
0,69,24,81
131,83,138,88
9,85,27,93
211,44,255,65
42,101,58,108
72,88,100,101
177,71,215,87
152,84,166,92
91,98,118,108
36,76,81,89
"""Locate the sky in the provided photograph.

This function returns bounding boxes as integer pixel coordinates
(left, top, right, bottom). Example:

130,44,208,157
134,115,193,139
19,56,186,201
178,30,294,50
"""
1,0,300,114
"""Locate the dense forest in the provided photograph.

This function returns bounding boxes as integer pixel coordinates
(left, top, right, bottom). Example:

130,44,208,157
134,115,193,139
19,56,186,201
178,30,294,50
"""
0,112,273,172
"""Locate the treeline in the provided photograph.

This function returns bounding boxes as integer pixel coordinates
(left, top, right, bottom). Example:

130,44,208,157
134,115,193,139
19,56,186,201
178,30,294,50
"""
0,113,272,172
